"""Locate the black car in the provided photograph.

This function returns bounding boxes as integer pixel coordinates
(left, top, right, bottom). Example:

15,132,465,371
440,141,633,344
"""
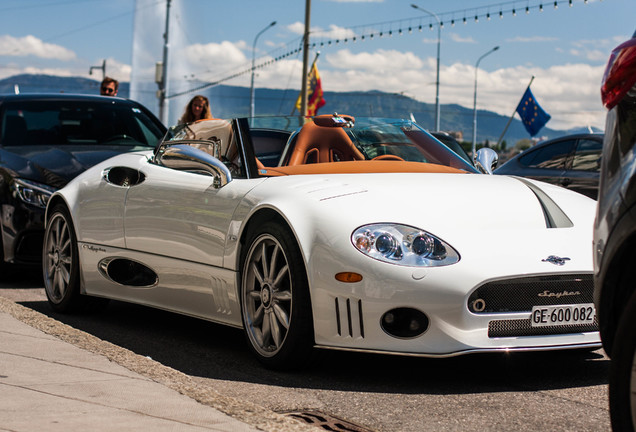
494,133,603,199
0,94,166,275
430,131,473,165
593,32,636,431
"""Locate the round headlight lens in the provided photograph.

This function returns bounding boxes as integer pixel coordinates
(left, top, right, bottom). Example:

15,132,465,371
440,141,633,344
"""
351,224,459,267
375,233,396,254
412,234,433,256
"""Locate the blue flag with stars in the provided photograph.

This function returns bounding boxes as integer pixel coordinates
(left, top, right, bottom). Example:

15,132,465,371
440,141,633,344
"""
516,86,551,136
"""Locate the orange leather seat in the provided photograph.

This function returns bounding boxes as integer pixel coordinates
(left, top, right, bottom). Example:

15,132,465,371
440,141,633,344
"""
287,120,364,166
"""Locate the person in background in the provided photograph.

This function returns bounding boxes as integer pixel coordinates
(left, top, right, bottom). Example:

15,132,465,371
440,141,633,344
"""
100,77,119,96
178,95,213,124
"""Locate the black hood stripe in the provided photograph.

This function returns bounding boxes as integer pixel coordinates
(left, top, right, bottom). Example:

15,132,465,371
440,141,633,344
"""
513,177,574,228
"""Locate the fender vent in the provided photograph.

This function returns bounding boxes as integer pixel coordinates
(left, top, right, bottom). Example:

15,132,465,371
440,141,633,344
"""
284,410,374,432
334,297,365,338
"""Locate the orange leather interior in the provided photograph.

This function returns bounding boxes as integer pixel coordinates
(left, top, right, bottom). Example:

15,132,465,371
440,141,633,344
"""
261,161,467,176
287,121,365,166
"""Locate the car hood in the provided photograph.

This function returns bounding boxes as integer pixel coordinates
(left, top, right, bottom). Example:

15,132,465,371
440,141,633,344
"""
260,172,591,226
0,145,151,189
253,172,596,271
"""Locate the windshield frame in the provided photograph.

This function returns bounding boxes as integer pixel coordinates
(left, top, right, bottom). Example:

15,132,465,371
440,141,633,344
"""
248,116,478,173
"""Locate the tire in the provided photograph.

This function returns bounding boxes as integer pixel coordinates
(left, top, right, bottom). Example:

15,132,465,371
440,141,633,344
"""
42,204,107,313
240,221,314,370
609,289,636,432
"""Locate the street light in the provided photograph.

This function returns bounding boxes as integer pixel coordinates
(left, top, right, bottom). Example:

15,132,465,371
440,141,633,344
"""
250,21,276,118
411,3,441,131
89,59,106,79
472,45,500,157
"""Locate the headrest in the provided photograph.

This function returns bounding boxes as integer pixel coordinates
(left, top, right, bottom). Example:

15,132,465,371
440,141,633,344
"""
312,114,355,128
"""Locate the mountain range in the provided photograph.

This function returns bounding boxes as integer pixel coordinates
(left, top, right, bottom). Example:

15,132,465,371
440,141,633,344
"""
0,74,601,146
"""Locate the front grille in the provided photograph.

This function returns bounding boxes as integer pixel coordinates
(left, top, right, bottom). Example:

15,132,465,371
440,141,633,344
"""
489,317,598,337
468,274,593,313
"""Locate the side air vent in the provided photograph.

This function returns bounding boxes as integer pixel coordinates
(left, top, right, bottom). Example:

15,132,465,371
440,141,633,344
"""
98,258,158,287
103,166,146,187
334,297,365,339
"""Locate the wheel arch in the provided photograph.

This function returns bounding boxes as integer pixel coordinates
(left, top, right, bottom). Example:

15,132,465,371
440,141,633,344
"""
45,194,70,223
236,206,317,312
238,208,297,269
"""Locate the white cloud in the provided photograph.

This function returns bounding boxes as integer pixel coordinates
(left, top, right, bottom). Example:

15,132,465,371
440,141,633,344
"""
0,35,76,60
287,22,305,35
181,41,249,79
287,22,356,40
448,33,476,44
255,47,606,131
506,36,559,43
99,57,132,82
326,49,423,71
0,64,74,80
312,25,357,40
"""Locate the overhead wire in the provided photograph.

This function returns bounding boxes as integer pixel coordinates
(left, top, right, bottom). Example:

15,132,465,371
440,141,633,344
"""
171,0,593,98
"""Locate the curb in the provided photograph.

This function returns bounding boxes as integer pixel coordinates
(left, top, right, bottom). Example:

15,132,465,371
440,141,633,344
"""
0,296,315,432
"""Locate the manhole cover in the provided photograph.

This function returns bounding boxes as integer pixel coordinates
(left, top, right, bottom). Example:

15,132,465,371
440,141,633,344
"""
284,410,375,432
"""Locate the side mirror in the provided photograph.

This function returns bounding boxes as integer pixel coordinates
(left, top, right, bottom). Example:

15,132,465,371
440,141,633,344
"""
156,143,232,188
474,147,499,175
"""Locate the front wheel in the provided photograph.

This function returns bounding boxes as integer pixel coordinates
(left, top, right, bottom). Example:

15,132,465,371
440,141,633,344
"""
609,289,636,432
240,222,313,369
42,204,107,313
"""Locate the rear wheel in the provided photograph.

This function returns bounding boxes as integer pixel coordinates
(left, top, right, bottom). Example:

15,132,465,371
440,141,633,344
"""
240,222,313,369
609,289,636,432
42,204,107,312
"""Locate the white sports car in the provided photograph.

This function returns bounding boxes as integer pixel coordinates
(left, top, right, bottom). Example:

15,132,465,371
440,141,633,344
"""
43,114,601,369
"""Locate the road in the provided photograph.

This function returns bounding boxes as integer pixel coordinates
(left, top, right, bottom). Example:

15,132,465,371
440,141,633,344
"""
0,272,611,432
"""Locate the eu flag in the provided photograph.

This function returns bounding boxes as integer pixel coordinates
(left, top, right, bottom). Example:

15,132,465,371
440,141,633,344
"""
516,87,551,136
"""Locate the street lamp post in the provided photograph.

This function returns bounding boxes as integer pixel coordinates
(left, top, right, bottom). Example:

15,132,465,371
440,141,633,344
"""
411,4,441,131
250,21,276,118
472,46,500,157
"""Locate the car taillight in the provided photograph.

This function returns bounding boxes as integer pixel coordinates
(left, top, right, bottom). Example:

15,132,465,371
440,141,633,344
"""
601,36,636,110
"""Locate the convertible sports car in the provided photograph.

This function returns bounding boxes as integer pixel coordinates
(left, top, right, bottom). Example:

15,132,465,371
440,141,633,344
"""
43,114,601,369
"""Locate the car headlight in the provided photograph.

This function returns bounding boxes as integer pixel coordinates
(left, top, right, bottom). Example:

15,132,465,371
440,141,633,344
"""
11,179,56,208
352,223,460,267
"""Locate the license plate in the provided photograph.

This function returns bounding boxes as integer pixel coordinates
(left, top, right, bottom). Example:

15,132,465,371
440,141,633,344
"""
530,303,596,327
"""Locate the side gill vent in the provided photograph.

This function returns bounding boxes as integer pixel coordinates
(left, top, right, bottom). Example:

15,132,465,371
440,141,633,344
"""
334,297,365,339
513,177,573,228
98,258,158,287
210,276,233,315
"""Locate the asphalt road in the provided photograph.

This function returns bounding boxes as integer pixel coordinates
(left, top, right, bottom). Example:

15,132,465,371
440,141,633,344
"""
0,272,611,432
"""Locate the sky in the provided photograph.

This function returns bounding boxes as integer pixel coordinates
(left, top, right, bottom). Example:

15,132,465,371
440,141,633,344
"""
0,0,634,131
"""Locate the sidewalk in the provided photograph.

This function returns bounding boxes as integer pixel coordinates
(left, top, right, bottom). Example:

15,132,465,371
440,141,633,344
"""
0,296,314,432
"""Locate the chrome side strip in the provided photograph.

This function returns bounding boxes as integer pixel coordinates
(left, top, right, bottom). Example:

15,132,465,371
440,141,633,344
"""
314,342,602,358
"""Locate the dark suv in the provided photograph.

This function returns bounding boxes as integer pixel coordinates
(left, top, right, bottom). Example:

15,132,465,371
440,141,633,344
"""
0,94,165,275
593,32,636,431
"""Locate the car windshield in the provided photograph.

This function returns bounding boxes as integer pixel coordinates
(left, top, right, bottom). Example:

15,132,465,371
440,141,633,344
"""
0,100,164,148
249,116,478,173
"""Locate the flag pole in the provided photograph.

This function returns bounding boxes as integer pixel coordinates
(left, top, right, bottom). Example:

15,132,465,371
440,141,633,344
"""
496,75,534,147
300,0,311,117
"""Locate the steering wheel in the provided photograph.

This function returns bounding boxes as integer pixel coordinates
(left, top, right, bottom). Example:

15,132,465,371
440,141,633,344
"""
372,154,405,161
